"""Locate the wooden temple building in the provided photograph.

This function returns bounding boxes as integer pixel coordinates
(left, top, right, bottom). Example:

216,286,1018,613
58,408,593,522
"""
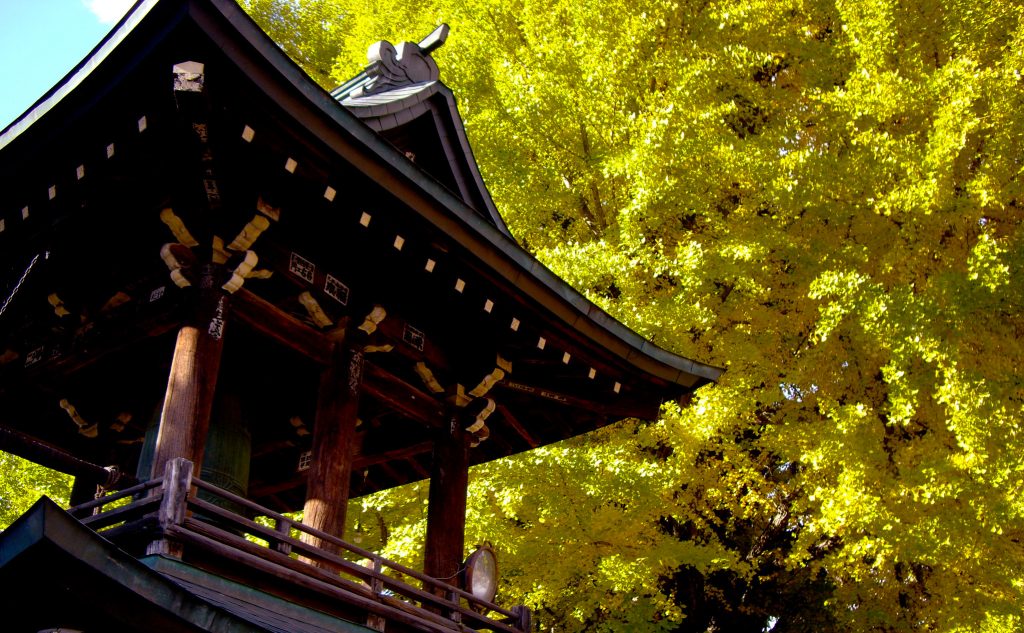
0,0,721,630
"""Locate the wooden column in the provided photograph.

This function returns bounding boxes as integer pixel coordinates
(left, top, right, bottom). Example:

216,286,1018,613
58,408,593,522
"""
301,343,363,559
150,265,228,480
423,405,470,584
149,60,230,481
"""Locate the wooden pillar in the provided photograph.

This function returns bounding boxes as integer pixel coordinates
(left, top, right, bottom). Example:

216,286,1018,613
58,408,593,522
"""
423,405,470,584
150,265,228,480
301,343,363,558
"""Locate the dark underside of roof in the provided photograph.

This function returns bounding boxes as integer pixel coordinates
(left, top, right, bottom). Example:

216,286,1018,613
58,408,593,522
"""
0,0,721,510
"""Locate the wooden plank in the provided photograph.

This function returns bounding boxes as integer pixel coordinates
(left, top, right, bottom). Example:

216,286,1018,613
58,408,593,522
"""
423,407,469,587
301,344,362,561
150,267,229,479
231,289,332,365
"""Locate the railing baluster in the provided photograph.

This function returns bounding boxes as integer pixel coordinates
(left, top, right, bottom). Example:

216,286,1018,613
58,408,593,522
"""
274,517,293,555
512,605,532,632
146,457,194,558
366,557,386,631
446,588,461,624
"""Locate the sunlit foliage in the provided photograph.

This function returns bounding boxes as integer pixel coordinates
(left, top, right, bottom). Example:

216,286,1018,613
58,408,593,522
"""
237,0,1024,629
250,0,1024,629
0,452,72,529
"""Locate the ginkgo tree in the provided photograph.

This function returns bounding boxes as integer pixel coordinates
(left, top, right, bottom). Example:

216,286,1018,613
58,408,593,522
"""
0,1,1017,629
223,0,1024,630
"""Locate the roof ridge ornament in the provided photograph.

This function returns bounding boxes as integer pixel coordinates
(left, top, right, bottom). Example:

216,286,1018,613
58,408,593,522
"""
353,24,450,97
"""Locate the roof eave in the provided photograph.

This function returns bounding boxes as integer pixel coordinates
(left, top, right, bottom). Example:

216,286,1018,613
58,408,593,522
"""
0,0,723,392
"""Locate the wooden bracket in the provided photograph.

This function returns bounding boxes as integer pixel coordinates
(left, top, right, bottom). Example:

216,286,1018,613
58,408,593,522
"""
448,384,472,408
47,293,71,318
159,208,198,247
414,361,445,394
357,305,387,335
221,250,258,294
468,367,505,398
59,398,98,438
227,215,270,252
299,291,334,328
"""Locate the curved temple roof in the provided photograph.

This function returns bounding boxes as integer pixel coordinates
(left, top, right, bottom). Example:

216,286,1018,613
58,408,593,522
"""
0,0,721,392
0,0,724,508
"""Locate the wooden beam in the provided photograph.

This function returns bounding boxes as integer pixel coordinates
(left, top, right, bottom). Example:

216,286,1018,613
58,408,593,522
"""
353,440,433,470
423,406,469,585
495,404,539,448
496,379,659,420
0,423,134,488
376,461,405,487
249,473,307,500
361,361,446,428
406,456,430,480
301,344,363,561
231,289,332,365
0,307,181,403
150,266,228,479
374,313,450,372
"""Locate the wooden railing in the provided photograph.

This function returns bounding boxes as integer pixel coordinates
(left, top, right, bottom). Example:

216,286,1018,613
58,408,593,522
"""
68,458,530,633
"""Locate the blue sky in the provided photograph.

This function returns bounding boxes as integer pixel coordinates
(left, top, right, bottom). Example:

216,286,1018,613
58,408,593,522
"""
0,0,134,130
